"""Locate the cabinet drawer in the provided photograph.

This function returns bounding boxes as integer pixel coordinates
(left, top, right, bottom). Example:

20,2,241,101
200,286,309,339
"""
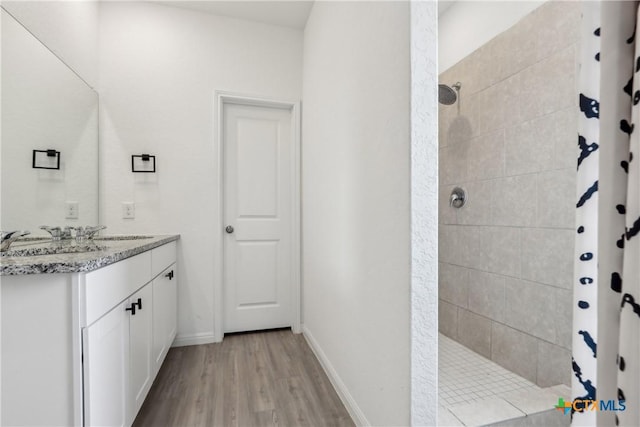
151,241,176,279
83,252,152,326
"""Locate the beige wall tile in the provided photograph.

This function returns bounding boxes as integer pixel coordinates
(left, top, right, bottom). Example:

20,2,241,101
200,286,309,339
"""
446,114,474,147
554,288,573,350
439,225,460,265
439,300,459,339
505,116,544,176
467,129,505,181
475,84,508,136
457,91,482,139
491,322,538,383
519,45,576,123
551,45,577,112
537,340,571,387
458,308,492,358
553,107,579,171
438,104,455,148
504,278,557,342
460,226,491,271
468,271,506,322
497,6,538,79
505,108,577,176
457,180,492,225
518,60,548,123
439,262,469,308
537,168,576,229
521,228,574,289
484,30,516,85
531,1,580,64
457,181,493,225
440,140,469,185
491,175,537,227
467,44,500,94
502,73,524,128
488,226,521,278
454,48,486,97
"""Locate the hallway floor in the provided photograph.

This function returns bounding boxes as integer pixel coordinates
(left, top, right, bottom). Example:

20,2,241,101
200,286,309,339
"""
133,329,354,427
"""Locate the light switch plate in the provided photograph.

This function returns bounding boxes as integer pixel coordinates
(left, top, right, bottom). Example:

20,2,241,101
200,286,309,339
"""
122,202,135,219
65,201,79,219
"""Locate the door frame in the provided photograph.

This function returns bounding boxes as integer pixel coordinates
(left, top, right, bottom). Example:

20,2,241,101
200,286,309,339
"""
214,91,301,341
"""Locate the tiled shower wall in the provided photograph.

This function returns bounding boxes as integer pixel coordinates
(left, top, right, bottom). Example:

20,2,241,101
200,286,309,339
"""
438,1,579,387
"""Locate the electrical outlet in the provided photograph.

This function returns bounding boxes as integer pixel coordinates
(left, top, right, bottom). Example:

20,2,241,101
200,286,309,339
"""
65,201,79,219
122,202,135,219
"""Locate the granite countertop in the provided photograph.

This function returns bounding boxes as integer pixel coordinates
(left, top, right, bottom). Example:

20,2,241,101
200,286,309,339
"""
0,234,180,276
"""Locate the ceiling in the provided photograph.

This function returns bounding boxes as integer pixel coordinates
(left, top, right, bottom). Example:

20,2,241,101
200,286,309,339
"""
145,1,453,30
152,1,314,29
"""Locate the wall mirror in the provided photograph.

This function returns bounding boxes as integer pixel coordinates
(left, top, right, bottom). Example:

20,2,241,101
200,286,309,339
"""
1,9,99,236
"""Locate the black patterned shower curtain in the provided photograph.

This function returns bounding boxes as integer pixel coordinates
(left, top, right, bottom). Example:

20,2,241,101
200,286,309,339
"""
574,1,640,426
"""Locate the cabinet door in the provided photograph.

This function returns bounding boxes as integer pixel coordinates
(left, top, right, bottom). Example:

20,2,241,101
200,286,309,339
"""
152,263,177,373
83,302,129,427
128,284,153,424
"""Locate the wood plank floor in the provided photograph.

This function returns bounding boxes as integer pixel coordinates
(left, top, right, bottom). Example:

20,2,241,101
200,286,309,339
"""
133,329,355,427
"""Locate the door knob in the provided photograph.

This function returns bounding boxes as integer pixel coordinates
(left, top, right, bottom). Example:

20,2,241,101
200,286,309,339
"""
225,225,234,234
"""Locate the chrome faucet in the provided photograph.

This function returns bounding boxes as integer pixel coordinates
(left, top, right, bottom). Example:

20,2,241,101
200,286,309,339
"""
41,225,106,242
73,225,106,242
40,226,72,241
1,230,31,252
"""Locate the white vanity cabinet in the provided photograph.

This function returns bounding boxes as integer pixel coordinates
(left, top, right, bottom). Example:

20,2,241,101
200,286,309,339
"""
0,238,178,427
82,241,177,426
82,298,130,427
152,263,177,374
83,284,154,427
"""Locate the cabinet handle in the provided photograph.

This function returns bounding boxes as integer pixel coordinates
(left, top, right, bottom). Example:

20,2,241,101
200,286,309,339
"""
165,270,174,280
125,303,136,316
135,298,142,310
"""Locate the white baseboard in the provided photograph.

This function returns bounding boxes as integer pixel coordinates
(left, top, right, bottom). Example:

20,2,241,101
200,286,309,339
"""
301,325,370,426
171,332,218,347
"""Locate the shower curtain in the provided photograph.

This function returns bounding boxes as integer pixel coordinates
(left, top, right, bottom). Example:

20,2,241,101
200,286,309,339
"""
573,1,640,426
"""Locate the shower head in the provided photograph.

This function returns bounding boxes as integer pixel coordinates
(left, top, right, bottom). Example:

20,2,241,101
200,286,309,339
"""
438,82,461,105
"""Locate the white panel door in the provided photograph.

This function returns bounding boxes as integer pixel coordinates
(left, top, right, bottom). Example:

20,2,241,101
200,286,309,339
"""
223,103,293,333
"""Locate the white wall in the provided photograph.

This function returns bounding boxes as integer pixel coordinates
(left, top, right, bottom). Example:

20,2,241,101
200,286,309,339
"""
98,2,303,345
410,1,439,424
438,0,546,72
1,0,98,87
301,2,411,425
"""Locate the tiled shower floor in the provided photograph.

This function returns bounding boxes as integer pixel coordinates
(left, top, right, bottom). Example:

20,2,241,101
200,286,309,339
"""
438,334,571,426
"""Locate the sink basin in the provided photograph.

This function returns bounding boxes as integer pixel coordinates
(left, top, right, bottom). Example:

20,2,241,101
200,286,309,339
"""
93,235,154,241
1,244,107,257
